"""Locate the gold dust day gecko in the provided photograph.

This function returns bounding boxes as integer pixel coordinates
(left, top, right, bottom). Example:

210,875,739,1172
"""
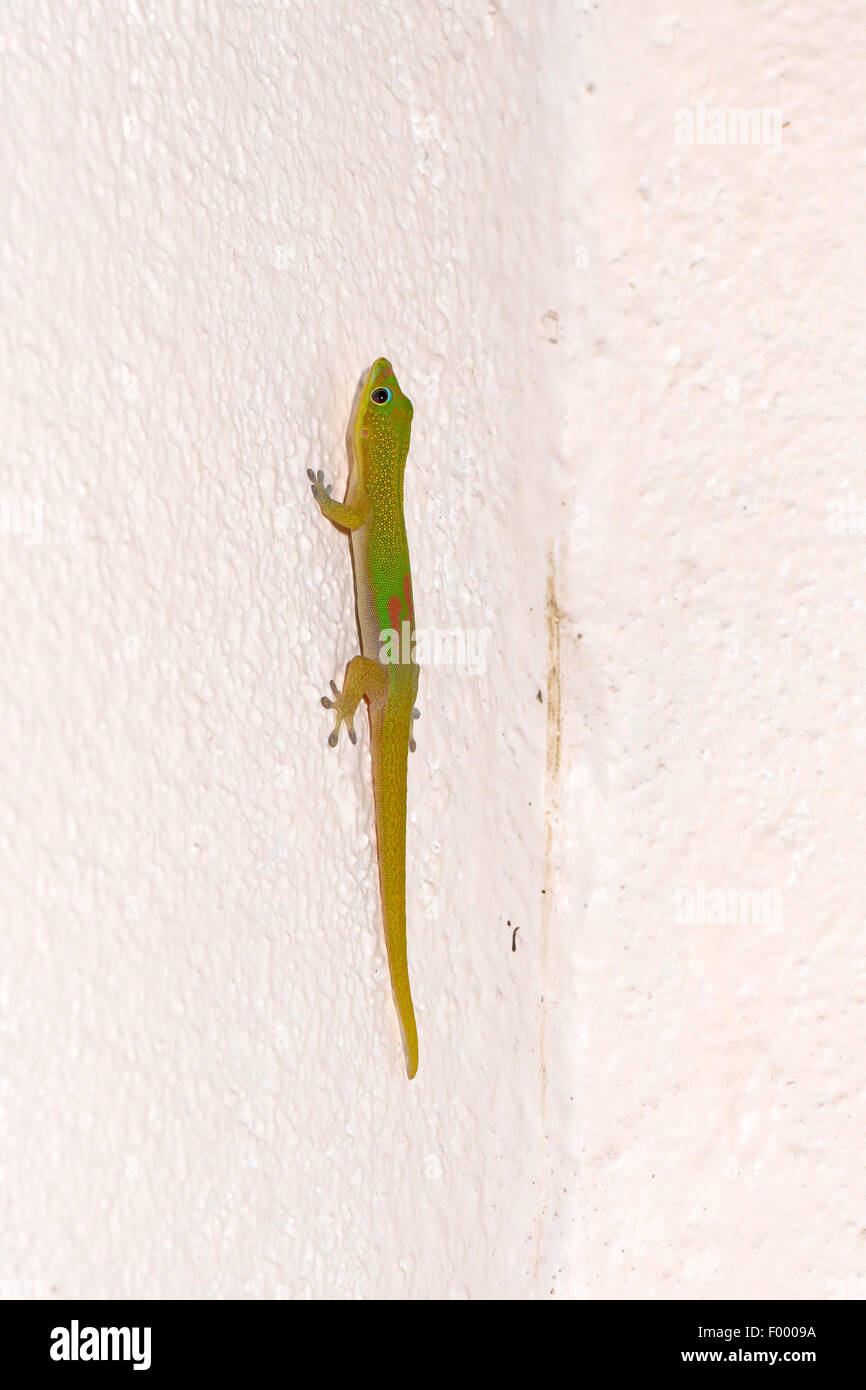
307,358,421,1079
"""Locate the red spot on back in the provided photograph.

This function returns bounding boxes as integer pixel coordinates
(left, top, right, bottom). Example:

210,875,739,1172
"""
388,595,402,630
403,575,414,622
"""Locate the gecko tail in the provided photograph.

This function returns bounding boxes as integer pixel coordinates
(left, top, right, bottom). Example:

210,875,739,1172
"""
394,983,419,1080
382,888,418,1080
372,714,419,1080
381,882,419,1080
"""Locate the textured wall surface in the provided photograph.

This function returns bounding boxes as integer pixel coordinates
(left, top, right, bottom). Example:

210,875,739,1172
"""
1,0,863,1301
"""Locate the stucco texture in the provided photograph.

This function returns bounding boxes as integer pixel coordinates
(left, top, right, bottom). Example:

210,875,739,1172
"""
1,0,863,1300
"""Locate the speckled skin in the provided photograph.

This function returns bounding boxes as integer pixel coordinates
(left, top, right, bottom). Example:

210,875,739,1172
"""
308,359,420,1078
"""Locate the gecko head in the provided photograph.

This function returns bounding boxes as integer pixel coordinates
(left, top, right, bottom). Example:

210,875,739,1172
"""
354,357,413,461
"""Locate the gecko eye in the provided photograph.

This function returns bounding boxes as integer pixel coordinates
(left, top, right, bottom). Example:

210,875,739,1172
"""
371,387,392,404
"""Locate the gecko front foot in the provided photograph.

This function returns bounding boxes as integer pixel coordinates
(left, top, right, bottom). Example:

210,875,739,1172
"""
321,678,358,747
307,468,333,507
409,706,420,753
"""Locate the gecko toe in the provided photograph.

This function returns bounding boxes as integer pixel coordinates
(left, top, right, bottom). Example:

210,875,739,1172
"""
307,469,333,503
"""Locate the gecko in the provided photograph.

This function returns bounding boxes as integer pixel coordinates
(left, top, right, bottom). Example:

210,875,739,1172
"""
307,358,421,1079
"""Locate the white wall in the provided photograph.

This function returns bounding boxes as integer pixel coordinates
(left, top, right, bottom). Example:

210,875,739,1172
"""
1,0,863,1301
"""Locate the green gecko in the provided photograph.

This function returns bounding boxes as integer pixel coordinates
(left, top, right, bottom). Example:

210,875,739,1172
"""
307,358,421,1079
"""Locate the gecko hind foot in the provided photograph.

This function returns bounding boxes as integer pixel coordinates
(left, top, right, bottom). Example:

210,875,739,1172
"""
321,679,358,747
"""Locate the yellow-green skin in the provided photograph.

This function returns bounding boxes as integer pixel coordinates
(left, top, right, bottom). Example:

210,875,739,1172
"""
308,359,420,1078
